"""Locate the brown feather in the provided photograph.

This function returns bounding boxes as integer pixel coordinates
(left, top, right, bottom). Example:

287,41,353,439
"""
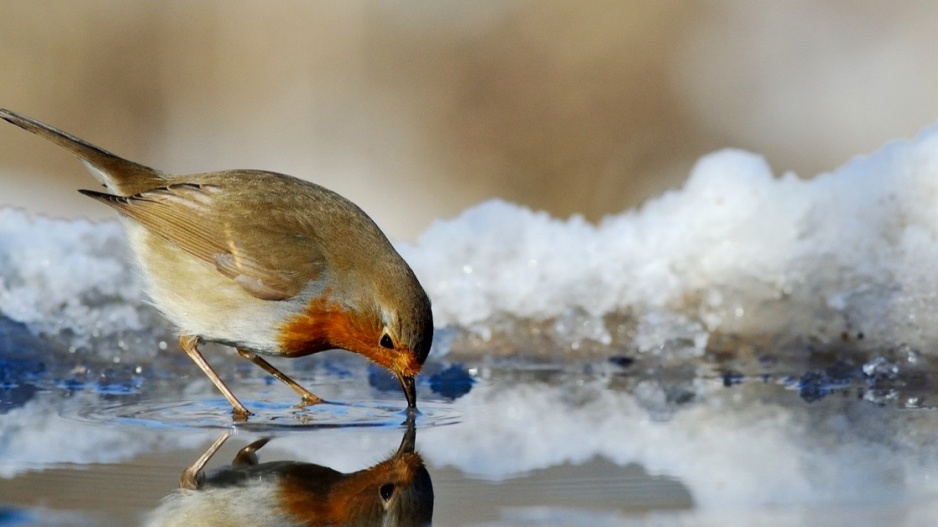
0,108,166,195
80,179,328,301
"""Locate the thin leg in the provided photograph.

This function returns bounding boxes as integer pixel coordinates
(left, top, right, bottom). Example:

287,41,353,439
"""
236,348,324,404
180,431,230,490
179,335,251,420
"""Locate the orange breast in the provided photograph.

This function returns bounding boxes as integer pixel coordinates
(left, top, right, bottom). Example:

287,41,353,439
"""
277,296,374,358
277,296,422,377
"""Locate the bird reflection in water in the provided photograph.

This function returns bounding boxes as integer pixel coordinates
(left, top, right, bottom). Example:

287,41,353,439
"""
146,416,433,526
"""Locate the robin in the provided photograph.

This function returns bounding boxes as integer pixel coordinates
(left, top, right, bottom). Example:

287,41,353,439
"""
147,415,433,526
0,109,433,419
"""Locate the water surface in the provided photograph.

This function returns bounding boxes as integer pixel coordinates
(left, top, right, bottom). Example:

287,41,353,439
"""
2,333,937,526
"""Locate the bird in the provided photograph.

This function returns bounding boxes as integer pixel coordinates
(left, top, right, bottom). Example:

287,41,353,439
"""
146,415,434,526
0,109,433,419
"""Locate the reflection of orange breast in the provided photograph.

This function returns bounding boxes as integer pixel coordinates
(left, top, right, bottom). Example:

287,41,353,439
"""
277,453,432,525
277,296,374,358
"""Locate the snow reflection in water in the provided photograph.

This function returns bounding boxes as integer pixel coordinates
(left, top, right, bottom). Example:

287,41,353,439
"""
2,340,938,526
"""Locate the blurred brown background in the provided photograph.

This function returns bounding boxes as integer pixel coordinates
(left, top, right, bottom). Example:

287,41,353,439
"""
2,1,938,240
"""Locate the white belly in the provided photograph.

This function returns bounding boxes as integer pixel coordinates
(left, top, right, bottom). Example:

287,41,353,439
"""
122,220,302,354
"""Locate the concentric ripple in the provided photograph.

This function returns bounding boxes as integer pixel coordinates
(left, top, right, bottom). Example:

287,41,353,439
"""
66,395,463,431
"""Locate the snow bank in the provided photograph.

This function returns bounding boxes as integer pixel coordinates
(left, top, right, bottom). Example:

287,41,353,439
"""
403,130,938,352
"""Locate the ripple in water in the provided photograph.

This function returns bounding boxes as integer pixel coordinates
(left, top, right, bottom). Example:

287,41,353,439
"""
66,396,462,431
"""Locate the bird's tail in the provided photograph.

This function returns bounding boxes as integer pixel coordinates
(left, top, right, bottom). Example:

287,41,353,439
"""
0,109,166,196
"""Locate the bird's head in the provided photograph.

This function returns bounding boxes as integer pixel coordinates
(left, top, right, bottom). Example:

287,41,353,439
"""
278,269,433,408
368,277,434,408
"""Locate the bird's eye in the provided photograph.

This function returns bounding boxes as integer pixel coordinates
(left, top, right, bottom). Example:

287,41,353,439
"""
379,483,395,502
380,333,394,349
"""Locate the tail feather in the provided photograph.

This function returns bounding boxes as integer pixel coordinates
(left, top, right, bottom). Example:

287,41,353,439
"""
0,108,166,196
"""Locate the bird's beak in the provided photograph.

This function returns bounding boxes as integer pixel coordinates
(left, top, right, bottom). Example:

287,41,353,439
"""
396,411,417,455
398,374,417,408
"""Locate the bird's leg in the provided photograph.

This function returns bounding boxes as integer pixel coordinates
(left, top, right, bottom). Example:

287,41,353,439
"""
236,348,324,405
179,431,230,490
179,335,252,420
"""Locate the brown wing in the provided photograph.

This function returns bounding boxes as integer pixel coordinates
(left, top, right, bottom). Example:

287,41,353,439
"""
80,182,326,300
